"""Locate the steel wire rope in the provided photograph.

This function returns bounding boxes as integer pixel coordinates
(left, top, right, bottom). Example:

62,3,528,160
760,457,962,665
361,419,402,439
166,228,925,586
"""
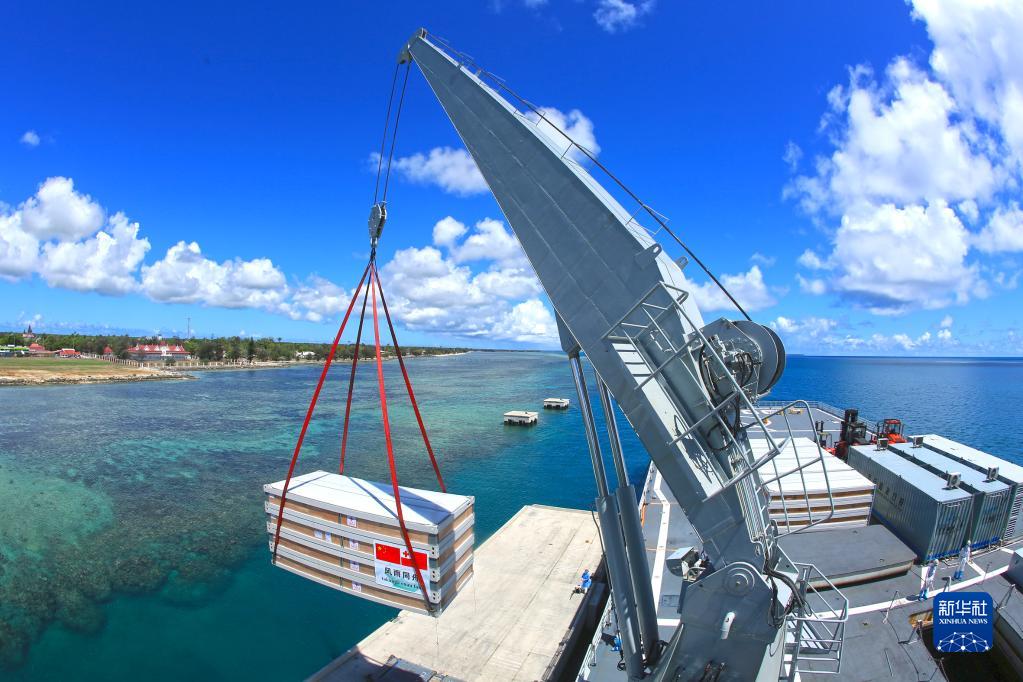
339,278,372,474
428,33,751,321
381,61,412,204
373,64,401,204
271,263,371,563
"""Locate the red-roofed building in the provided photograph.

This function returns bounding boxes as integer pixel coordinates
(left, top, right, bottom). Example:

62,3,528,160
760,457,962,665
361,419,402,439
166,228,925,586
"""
58,348,81,358
102,346,114,357
28,342,49,356
126,343,192,362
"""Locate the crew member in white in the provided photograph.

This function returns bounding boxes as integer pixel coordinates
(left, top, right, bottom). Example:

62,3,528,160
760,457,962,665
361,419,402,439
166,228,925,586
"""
919,559,938,600
953,542,972,581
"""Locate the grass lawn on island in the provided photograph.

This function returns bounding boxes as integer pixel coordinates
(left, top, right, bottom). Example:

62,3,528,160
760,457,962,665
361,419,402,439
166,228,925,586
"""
0,357,162,379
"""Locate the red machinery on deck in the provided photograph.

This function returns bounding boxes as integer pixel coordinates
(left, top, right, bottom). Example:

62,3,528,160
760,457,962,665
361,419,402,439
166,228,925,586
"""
831,409,907,458
873,418,906,445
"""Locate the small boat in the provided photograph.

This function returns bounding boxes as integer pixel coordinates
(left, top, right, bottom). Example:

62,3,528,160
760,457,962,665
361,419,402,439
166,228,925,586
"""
503,411,538,426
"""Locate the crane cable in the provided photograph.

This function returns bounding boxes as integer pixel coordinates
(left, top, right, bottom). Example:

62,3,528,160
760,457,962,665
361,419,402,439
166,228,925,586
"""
373,61,413,207
372,64,400,205
381,62,413,204
271,263,441,613
270,263,370,566
273,63,440,612
339,280,371,474
428,34,752,322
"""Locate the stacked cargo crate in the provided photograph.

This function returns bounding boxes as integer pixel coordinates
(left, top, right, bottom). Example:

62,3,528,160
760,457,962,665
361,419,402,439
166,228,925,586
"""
847,444,973,561
888,441,1012,551
265,471,475,616
750,437,874,532
920,434,1023,544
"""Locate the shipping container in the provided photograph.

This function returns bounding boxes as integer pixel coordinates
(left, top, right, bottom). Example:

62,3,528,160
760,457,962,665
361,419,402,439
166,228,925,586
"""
750,437,874,532
264,471,475,616
847,445,973,561
888,441,1012,550
920,434,1023,543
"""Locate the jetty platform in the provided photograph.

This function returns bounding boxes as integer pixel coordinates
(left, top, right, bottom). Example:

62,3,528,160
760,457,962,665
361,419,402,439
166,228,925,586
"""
311,504,604,681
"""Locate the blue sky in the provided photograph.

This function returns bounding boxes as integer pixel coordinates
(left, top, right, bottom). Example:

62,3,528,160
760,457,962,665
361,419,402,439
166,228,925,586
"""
2,1,1022,354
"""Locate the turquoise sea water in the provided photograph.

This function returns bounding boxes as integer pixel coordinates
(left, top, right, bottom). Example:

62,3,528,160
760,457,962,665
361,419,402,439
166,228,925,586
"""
2,352,1022,680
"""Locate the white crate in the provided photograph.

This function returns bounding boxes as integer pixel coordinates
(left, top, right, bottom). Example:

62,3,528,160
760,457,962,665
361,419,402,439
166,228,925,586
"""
265,471,475,616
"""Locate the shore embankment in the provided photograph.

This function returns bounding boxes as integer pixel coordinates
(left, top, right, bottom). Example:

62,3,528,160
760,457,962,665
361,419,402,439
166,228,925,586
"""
0,351,474,386
0,358,189,387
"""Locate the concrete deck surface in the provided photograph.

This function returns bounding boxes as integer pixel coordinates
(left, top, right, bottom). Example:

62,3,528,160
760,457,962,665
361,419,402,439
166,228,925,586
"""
311,504,603,682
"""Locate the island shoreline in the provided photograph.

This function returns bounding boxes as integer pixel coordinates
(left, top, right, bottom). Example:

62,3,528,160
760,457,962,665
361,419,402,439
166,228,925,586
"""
0,351,475,387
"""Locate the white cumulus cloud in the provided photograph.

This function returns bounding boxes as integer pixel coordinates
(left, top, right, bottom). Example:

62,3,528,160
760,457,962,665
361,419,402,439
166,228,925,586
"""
594,0,655,33
790,59,998,213
797,249,828,270
432,216,469,247
390,147,488,196
796,274,827,295
974,203,1023,253
448,217,530,269
913,0,1023,168
524,107,601,161
0,212,39,280
378,216,554,345
389,107,599,196
20,130,40,147
686,265,777,313
38,212,150,295
771,316,837,339
18,177,105,241
283,276,351,323
0,176,384,325
140,241,288,310
830,201,982,314
786,2,1023,317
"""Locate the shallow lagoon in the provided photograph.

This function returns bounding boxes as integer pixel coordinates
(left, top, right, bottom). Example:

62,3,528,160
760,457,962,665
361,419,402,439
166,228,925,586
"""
2,352,1022,680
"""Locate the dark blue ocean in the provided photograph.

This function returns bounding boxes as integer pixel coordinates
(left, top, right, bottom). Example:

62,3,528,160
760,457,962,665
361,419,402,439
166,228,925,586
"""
2,353,1021,680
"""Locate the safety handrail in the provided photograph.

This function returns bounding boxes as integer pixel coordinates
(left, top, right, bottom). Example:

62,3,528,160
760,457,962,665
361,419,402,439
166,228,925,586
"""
601,282,838,543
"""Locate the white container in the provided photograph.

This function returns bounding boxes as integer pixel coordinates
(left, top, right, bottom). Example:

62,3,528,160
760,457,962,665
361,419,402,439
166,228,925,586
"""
265,471,475,616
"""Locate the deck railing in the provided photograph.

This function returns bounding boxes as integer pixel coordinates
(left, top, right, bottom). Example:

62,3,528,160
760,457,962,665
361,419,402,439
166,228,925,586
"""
785,562,849,677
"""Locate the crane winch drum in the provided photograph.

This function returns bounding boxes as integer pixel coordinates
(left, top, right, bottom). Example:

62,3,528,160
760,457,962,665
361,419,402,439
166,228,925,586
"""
696,318,786,406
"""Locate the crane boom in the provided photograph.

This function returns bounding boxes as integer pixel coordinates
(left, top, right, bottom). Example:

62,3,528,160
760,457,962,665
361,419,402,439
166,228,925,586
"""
402,29,806,681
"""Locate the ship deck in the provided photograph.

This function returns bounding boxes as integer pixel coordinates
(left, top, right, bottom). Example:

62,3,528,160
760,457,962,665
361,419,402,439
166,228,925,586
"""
582,404,1023,682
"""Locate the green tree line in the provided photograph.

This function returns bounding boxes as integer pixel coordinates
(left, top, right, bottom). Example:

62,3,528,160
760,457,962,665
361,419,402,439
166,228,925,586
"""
0,331,469,363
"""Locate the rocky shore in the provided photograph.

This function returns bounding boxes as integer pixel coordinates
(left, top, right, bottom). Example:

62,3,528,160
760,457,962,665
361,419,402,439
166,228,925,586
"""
0,371,193,387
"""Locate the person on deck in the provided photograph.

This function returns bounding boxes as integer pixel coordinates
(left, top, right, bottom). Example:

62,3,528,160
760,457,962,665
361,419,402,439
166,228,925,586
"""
575,569,592,594
919,559,938,600
953,542,972,582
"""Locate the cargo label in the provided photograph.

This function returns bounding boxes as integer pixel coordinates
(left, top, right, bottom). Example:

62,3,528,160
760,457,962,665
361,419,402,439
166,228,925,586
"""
374,542,429,594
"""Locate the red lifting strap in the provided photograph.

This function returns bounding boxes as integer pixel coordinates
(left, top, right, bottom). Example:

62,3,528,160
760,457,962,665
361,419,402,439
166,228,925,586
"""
375,269,446,492
271,263,370,564
339,282,371,475
369,265,434,610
